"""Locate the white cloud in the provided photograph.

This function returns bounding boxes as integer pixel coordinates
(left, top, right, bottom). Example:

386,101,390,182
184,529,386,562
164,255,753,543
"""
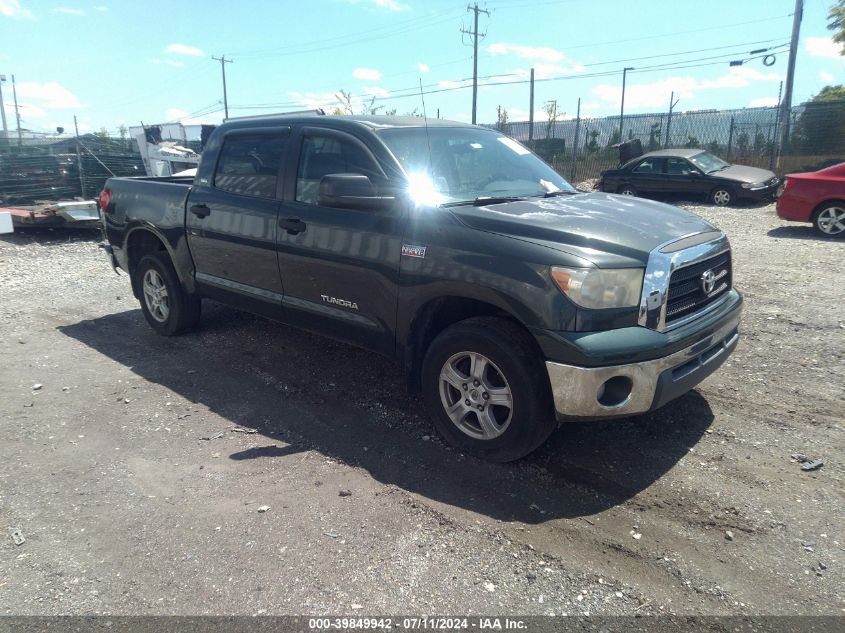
16,81,82,109
343,0,409,11
509,62,585,80
591,67,781,110
353,67,381,81
418,63,429,73
437,80,464,89
164,108,223,125
0,0,34,19
804,36,842,61
488,43,564,63
289,90,366,113
54,6,84,15
164,43,204,57
147,58,185,68
93,5,108,11
749,97,779,107
819,70,835,83
364,86,390,98
15,102,48,119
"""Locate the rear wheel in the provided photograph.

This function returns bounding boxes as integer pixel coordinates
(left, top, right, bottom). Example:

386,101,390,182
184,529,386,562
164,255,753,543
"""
812,203,845,236
711,187,734,206
421,317,556,462
618,185,637,197
135,252,201,336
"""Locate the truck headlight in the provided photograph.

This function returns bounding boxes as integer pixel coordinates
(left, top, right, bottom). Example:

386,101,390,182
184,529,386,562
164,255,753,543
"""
551,266,644,309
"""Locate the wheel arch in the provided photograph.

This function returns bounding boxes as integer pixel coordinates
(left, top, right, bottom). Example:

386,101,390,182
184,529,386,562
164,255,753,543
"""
403,295,544,394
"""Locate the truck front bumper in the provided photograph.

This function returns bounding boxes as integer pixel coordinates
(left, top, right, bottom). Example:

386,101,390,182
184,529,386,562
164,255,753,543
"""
545,301,741,419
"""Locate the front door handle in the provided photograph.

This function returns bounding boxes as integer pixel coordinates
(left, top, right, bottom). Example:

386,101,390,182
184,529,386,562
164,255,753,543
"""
279,217,306,235
190,204,211,218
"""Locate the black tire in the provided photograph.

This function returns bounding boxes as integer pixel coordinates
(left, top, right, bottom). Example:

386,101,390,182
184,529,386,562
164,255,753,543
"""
617,185,637,197
421,317,556,462
811,202,845,237
710,187,735,206
135,252,201,336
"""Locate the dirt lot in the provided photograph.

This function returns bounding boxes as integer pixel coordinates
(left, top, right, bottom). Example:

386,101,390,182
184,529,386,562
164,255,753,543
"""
1,201,843,617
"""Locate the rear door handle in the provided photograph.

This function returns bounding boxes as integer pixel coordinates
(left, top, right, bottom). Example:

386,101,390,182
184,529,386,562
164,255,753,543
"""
279,217,306,235
189,204,211,218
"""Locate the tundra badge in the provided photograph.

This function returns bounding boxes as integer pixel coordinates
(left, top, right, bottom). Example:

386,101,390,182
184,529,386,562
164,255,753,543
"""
321,295,359,310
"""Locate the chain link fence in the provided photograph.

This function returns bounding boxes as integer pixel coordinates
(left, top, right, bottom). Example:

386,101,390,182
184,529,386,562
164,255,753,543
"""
0,135,142,204
491,98,845,186
1,98,844,203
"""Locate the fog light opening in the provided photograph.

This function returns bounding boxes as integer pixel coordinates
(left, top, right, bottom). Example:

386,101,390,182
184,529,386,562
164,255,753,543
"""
597,376,633,408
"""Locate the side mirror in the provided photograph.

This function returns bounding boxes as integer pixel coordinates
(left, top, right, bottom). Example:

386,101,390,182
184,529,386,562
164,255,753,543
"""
317,173,395,211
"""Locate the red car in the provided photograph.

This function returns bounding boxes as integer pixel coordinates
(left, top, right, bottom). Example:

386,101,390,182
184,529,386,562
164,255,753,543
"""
776,162,845,236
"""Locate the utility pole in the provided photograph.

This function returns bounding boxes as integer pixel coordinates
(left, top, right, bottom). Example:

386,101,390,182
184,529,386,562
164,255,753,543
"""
777,0,802,166
0,75,8,142
461,3,489,125
12,74,22,146
74,115,86,198
212,55,233,119
664,91,680,149
619,67,634,141
528,67,535,148
770,80,783,170
570,97,581,183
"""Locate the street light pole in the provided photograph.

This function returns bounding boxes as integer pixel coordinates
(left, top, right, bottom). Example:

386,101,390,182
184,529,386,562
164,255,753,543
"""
620,67,634,140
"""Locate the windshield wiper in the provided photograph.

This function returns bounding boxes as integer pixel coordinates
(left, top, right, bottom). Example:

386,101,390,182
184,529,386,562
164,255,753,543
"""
540,190,578,198
442,196,527,207
707,165,730,173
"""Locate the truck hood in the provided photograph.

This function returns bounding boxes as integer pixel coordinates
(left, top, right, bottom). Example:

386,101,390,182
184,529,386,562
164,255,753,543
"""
714,164,776,183
449,192,719,267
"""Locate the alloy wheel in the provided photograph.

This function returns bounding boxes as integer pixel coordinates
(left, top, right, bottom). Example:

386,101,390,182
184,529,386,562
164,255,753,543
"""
817,206,845,235
438,351,513,440
143,269,170,323
712,189,732,206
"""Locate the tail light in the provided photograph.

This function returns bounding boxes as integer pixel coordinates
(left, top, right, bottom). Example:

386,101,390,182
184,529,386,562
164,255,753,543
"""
98,188,112,212
782,177,793,192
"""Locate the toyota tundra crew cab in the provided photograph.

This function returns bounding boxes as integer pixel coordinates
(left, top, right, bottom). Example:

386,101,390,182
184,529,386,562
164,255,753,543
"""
98,113,742,461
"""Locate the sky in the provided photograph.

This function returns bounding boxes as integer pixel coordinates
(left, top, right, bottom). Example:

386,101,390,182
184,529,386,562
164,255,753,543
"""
0,0,843,136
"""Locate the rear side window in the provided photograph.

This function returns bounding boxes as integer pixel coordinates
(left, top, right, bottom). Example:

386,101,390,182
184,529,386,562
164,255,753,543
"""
214,135,285,199
633,157,665,173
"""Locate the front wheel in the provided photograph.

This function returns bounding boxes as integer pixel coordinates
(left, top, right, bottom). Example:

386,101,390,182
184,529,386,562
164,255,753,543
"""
618,185,637,197
421,317,556,462
813,203,845,236
135,252,201,336
711,187,735,206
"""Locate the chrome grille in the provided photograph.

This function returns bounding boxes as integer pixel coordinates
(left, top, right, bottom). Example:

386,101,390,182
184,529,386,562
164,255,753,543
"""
665,252,731,324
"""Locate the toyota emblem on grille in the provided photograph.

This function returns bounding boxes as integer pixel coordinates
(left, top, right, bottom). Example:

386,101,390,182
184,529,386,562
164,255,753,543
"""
700,269,717,294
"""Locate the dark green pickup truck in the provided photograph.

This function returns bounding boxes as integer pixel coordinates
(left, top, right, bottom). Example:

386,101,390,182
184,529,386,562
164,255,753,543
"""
99,113,742,461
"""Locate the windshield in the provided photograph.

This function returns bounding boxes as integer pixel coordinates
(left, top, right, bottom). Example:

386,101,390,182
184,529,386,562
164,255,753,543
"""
689,151,730,173
378,127,576,205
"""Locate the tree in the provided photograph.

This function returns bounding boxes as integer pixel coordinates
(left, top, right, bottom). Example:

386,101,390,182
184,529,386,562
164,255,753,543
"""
706,139,720,154
334,89,354,115
496,105,511,135
829,0,845,55
736,131,750,155
791,85,845,154
585,129,599,153
686,135,700,148
543,101,561,139
647,122,662,151
607,127,621,147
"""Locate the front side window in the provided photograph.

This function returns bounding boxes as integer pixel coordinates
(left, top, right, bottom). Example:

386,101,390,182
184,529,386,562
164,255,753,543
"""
666,158,695,175
378,127,575,205
295,133,381,204
214,135,285,199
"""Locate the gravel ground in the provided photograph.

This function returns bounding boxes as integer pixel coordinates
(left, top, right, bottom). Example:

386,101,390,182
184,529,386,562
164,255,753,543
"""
0,201,843,617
